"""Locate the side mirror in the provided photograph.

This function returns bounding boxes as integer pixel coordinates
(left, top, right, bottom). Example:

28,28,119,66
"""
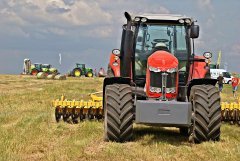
190,25,199,39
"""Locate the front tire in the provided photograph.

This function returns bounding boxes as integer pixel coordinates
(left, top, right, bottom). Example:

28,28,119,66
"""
86,72,93,77
104,84,133,142
189,85,221,143
31,69,39,75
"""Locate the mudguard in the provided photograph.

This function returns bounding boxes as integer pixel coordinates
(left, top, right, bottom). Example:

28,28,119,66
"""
187,78,218,99
103,77,131,110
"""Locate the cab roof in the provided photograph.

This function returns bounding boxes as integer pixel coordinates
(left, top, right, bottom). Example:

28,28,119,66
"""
134,14,194,22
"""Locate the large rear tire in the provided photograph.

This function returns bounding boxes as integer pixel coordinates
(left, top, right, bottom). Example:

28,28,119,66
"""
73,68,81,77
104,84,133,142
189,85,221,143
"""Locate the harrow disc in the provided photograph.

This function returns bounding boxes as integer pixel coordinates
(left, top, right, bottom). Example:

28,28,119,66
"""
96,108,103,120
229,109,237,125
72,108,79,124
55,107,62,122
87,107,94,120
52,93,103,123
79,108,86,121
237,109,240,125
222,109,229,122
63,107,71,122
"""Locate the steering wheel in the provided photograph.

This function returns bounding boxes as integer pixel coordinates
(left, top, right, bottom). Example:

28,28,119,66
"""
153,39,169,43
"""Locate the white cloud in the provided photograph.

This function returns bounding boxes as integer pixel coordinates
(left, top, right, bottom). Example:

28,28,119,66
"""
0,0,172,39
0,0,112,37
0,8,26,26
87,26,113,38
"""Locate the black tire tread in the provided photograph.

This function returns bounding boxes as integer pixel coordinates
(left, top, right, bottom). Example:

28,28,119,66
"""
104,84,133,142
190,85,221,143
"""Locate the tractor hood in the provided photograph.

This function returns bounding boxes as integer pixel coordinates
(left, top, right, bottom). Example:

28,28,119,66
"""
148,51,178,72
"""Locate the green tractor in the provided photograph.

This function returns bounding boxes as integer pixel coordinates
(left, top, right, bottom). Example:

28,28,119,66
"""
30,63,58,75
71,63,93,77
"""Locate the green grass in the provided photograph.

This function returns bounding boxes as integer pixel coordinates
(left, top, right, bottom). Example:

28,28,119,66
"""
0,75,239,161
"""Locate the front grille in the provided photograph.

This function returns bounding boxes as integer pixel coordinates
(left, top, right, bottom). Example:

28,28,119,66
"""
150,71,176,89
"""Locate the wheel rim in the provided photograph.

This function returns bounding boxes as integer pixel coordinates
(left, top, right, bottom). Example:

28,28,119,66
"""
72,108,79,124
87,73,93,77
32,70,38,75
74,70,81,77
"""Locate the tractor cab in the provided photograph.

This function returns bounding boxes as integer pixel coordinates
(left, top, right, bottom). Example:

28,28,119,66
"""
76,63,86,69
33,63,42,71
42,64,51,69
133,15,196,86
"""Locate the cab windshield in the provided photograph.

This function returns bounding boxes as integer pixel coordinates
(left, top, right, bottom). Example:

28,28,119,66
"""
135,24,188,77
42,64,51,68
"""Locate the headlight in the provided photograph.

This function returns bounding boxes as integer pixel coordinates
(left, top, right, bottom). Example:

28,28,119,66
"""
166,87,176,93
134,17,140,22
203,52,212,59
114,56,119,61
149,66,161,72
141,17,147,22
150,87,161,93
113,62,118,66
112,49,120,55
185,19,191,24
179,19,184,24
166,68,177,73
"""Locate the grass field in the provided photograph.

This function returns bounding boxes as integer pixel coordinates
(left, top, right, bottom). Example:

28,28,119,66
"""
0,75,239,161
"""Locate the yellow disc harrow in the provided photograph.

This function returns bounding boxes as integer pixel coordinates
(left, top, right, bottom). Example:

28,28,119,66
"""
53,92,240,126
52,92,103,123
221,97,240,125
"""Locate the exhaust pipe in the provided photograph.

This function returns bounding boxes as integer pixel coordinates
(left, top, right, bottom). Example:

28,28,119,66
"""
120,12,134,78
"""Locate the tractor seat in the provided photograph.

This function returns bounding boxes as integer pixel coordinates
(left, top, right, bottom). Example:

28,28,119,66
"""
152,42,169,53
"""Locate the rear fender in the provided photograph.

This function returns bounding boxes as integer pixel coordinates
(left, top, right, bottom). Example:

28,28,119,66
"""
188,56,209,80
187,78,217,99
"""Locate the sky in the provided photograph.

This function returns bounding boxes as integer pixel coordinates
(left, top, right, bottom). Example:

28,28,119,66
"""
0,0,239,74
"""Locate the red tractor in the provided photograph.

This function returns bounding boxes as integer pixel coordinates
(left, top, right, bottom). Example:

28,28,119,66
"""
103,12,221,143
